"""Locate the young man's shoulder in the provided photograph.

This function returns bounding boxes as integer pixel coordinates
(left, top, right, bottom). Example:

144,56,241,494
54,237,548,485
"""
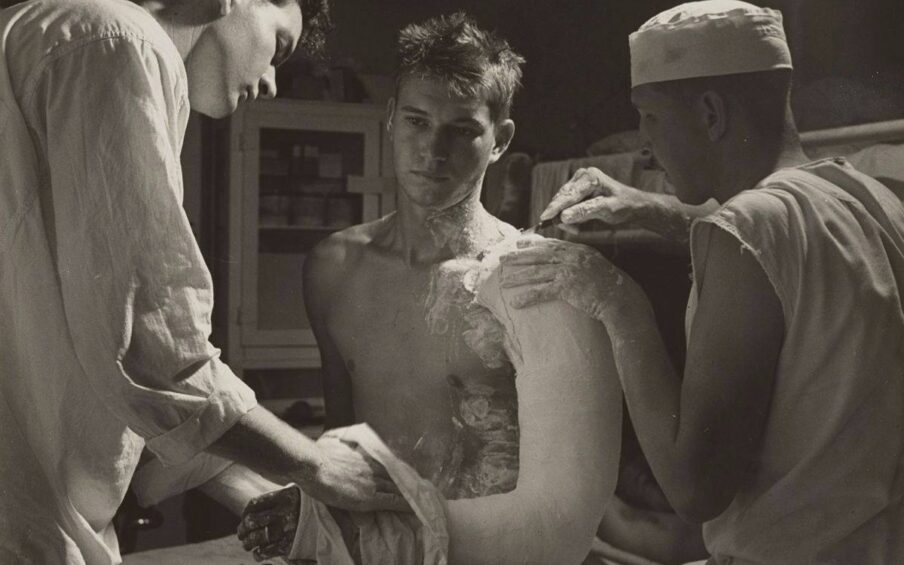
309,217,388,263
304,217,391,288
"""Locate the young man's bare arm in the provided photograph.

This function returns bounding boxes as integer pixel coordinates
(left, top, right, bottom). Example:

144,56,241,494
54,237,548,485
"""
209,236,399,514
302,238,356,430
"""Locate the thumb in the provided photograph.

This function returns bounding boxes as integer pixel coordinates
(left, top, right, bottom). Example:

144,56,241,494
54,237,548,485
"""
541,173,600,221
217,0,233,16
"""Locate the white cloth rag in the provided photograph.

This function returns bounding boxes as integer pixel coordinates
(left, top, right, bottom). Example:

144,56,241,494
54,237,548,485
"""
288,424,449,565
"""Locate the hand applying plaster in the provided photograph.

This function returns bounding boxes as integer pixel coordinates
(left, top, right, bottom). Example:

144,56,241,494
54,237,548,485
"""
541,167,650,233
499,238,642,322
542,167,717,243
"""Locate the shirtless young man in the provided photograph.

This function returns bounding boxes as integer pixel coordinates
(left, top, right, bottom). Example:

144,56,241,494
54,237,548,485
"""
304,14,521,500
241,13,622,565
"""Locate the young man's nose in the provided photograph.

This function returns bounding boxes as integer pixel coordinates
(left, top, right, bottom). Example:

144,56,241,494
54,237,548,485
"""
259,67,277,100
420,130,451,163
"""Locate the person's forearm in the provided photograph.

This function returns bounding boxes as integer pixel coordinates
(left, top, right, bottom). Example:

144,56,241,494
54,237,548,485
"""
602,289,697,517
597,496,707,564
198,463,284,515
636,193,718,244
208,405,321,492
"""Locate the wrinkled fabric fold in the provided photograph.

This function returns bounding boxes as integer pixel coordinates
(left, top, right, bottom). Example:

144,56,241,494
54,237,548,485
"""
288,424,449,565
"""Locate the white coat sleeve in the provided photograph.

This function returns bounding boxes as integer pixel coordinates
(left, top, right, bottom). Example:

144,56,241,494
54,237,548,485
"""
26,35,256,466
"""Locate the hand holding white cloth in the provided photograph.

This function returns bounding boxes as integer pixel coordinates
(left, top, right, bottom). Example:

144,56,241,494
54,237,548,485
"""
307,430,409,513
284,424,449,565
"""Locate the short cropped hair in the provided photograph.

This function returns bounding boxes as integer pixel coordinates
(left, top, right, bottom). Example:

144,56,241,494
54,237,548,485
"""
396,12,525,123
651,69,796,139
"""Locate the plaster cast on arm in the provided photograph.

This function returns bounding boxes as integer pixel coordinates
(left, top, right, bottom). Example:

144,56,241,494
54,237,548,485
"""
443,251,623,565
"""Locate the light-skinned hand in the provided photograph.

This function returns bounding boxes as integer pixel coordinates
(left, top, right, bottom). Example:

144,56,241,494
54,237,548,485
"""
541,167,649,230
307,429,410,513
499,238,642,321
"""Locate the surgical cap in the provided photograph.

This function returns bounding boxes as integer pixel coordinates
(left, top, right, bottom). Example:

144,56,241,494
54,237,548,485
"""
630,0,792,88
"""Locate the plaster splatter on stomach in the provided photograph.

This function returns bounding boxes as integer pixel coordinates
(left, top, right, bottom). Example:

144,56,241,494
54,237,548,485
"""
442,374,518,499
424,257,519,499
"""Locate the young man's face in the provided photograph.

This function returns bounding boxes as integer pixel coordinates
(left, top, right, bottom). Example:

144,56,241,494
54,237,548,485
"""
186,0,302,118
631,84,711,204
389,76,514,212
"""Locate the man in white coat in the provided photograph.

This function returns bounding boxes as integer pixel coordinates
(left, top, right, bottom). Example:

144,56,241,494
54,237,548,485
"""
0,1,404,563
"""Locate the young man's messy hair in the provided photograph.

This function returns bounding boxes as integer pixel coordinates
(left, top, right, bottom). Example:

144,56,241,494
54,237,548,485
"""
396,12,525,123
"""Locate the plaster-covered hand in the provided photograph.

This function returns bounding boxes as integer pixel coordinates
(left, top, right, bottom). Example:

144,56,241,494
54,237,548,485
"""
499,238,641,322
238,485,300,561
540,167,650,228
308,429,410,513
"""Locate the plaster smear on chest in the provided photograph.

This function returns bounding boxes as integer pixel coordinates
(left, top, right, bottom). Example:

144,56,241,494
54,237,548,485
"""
423,203,513,368
420,205,522,498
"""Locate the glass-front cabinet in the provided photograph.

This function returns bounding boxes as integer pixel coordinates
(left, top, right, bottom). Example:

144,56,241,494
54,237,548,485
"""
218,100,394,378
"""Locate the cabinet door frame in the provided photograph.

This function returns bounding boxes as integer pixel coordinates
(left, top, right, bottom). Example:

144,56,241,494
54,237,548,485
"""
232,101,384,350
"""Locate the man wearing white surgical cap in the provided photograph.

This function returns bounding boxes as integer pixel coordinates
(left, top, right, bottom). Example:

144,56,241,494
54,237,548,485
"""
502,1,904,563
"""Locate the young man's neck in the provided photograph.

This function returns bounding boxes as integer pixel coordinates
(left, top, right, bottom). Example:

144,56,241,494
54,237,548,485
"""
390,191,500,266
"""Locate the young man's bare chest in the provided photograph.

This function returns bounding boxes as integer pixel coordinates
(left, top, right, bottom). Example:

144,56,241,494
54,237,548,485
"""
326,251,520,496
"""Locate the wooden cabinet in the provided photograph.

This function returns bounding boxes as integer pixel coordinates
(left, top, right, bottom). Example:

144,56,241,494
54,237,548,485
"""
212,99,395,378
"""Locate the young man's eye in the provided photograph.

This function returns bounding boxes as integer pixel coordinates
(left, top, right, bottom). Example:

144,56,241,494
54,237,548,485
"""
453,126,479,137
405,116,427,127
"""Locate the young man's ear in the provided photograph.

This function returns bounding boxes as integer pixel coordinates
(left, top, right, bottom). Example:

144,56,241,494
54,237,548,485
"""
490,119,515,164
385,98,396,138
699,90,728,142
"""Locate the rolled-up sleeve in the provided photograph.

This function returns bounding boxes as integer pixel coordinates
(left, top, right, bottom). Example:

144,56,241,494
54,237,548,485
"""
25,35,256,466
